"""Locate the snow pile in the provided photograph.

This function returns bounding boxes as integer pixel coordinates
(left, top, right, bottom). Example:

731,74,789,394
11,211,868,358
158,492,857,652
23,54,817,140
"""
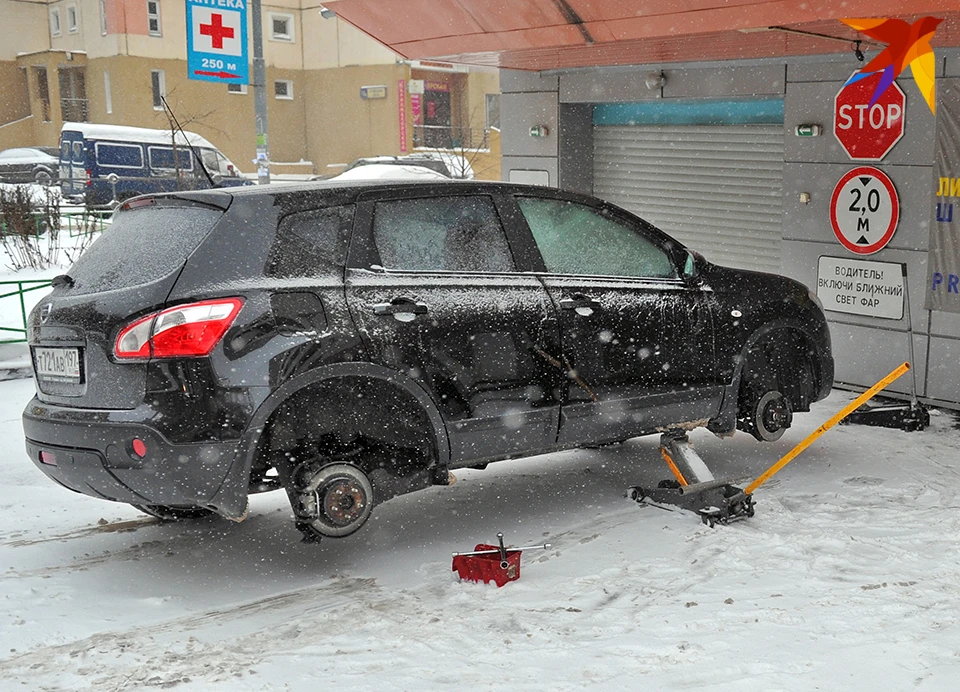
1,383,959,690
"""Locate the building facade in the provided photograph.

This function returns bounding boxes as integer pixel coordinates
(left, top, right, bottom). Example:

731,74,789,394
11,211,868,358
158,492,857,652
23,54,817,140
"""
0,0,500,178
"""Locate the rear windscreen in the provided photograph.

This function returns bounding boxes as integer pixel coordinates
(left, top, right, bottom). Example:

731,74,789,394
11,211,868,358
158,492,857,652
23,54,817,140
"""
67,205,222,294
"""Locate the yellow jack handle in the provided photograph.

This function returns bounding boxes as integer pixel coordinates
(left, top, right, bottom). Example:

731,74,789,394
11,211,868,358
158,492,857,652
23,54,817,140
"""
744,362,911,496
659,447,689,486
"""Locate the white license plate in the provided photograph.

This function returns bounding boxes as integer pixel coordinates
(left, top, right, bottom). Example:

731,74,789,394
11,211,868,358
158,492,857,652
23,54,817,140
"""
34,347,81,382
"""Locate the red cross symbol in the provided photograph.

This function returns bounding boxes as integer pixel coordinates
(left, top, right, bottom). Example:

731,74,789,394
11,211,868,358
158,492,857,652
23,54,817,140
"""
200,13,234,50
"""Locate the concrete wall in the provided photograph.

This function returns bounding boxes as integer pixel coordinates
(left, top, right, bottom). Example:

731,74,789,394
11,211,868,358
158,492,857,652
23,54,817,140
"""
501,52,960,407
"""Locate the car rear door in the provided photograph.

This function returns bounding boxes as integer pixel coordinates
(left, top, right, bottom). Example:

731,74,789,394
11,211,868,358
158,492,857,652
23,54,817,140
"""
344,186,562,466
508,191,722,445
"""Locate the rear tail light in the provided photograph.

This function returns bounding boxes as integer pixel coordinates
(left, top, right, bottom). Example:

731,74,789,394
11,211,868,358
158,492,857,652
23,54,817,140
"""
114,298,244,360
85,168,91,186
40,451,57,466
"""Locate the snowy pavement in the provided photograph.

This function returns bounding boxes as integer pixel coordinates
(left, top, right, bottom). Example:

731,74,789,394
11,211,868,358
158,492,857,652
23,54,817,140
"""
2,378,960,691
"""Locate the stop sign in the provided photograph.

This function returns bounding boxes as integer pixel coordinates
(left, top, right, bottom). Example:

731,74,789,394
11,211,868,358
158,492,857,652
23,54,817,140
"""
834,72,905,161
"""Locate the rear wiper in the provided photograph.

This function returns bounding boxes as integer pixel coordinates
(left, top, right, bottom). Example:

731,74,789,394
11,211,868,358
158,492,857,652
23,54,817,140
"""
51,274,74,288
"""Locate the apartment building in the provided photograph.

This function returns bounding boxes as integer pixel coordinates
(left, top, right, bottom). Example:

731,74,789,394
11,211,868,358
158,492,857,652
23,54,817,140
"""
0,0,500,177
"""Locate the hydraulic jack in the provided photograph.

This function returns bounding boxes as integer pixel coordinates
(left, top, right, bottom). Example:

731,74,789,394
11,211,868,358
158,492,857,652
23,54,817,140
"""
627,431,754,527
628,363,912,528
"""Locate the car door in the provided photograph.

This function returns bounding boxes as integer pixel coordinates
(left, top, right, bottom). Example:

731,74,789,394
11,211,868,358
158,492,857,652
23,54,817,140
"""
509,192,722,445
345,187,562,466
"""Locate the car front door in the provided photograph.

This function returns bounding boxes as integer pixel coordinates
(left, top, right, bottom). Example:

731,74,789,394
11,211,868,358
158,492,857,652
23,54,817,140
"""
345,188,562,466
510,193,722,446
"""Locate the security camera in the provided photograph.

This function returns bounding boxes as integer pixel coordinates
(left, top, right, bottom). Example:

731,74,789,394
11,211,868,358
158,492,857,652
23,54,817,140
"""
318,5,336,19
645,71,666,90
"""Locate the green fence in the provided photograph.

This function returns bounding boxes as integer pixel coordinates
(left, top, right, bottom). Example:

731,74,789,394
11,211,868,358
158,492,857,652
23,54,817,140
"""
0,280,53,344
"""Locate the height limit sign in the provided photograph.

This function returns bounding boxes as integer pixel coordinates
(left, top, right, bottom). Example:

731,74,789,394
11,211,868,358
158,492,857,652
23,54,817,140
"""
829,166,900,255
186,0,249,84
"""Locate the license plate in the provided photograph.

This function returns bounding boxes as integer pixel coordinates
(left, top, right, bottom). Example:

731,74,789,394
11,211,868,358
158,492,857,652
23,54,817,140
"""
34,347,81,382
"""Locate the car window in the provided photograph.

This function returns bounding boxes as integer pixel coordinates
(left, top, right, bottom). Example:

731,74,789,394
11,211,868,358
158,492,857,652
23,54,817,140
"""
60,141,71,160
72,141,83,162
96,142,142,169
148,146,193,171
372,195,514,272
266,205,355,277
516,197,678,279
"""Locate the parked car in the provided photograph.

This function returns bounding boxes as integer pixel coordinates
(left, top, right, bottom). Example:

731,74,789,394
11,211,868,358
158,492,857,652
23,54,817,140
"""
22,181,833,541
58,122,250,207
339,154,454,178
332,163,451,181
0,146,60,185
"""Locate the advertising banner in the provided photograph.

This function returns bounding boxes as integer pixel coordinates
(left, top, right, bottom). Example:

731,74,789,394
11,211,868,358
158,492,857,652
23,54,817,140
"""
926,79,960,312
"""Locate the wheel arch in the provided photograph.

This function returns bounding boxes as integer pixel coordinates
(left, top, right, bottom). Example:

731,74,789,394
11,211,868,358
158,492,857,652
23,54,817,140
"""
207,362,450,518
710,320,824,436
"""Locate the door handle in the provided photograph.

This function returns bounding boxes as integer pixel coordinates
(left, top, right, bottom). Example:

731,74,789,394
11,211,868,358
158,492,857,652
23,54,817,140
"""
559,297,601,311
372,299,429,316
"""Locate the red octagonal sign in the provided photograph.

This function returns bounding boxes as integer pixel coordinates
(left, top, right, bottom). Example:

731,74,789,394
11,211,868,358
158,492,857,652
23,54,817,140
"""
834,72,905,161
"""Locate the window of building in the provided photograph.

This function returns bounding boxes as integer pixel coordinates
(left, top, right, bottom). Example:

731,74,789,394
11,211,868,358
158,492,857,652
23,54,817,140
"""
147,0,161,36
269,13,294,42
99,0,107,35
103,71,112,114
227,83,248,94
274,80,293,100
485,93,501,130
66,4,79,34
50,8,61,37
151,69,165,110
35,67,51,122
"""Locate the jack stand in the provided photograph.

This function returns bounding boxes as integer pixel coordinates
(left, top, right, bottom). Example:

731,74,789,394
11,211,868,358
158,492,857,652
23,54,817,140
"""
839,398,929,432
627,431,755,527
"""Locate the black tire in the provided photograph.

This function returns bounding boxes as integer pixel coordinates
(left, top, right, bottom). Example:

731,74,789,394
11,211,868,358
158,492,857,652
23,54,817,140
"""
33,168,52,186
131,504,216,521
740,389,793,442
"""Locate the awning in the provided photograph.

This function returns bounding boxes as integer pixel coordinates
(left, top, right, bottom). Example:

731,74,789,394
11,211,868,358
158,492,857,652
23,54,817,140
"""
325,0,960,70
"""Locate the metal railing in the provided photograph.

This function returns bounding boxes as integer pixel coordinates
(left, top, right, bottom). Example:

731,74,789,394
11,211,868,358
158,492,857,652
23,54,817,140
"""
0,210,110,239
413,125,490,150
0,279,52,344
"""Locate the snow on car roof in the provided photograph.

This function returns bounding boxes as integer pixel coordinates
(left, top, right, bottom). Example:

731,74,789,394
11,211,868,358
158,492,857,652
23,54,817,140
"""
331,163,452,181
60,122,218,149
0,148,58,162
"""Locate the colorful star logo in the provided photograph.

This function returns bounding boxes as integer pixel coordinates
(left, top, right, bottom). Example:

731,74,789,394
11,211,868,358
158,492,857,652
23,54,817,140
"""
841,17,942,114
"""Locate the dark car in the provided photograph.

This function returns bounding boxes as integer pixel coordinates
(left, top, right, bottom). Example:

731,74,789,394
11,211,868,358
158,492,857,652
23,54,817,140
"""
0,146,60,185
22,181,833,541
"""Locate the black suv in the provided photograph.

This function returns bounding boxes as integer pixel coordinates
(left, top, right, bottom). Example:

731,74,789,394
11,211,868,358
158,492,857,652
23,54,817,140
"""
23,181,833,540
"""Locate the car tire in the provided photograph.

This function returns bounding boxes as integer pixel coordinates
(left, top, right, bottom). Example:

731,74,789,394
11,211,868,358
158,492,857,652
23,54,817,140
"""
291,462,375,540
740,389,793,442
131,504,216,521
33,168,52,186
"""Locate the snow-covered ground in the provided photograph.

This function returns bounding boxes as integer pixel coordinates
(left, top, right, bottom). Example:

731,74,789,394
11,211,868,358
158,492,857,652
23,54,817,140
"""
1,379,959,691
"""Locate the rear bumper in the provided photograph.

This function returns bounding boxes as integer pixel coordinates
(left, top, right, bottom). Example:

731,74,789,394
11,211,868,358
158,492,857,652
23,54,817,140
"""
23,397,242,512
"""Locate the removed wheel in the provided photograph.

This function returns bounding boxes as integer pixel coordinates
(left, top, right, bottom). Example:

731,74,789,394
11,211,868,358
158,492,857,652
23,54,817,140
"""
131,504,215,521
741,390,793,442
292,462,374,539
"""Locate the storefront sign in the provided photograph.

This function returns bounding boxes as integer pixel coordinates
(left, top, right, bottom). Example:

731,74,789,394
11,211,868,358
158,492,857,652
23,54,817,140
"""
817,256,904,319
926,79,960,314
830,166,900,255
397,79,407,153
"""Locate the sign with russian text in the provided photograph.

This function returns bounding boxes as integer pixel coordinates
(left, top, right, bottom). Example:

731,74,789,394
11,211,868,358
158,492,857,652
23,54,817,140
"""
926,79,960,313
818,256,904,319
186,0,248,84
830,166,899,255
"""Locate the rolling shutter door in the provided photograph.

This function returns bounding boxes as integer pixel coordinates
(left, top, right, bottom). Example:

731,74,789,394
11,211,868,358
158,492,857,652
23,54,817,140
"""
593,124,784,274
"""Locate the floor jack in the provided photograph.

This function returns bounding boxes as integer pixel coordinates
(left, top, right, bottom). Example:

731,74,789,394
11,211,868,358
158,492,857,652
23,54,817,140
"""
627,431,755,527
629,362,912,528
